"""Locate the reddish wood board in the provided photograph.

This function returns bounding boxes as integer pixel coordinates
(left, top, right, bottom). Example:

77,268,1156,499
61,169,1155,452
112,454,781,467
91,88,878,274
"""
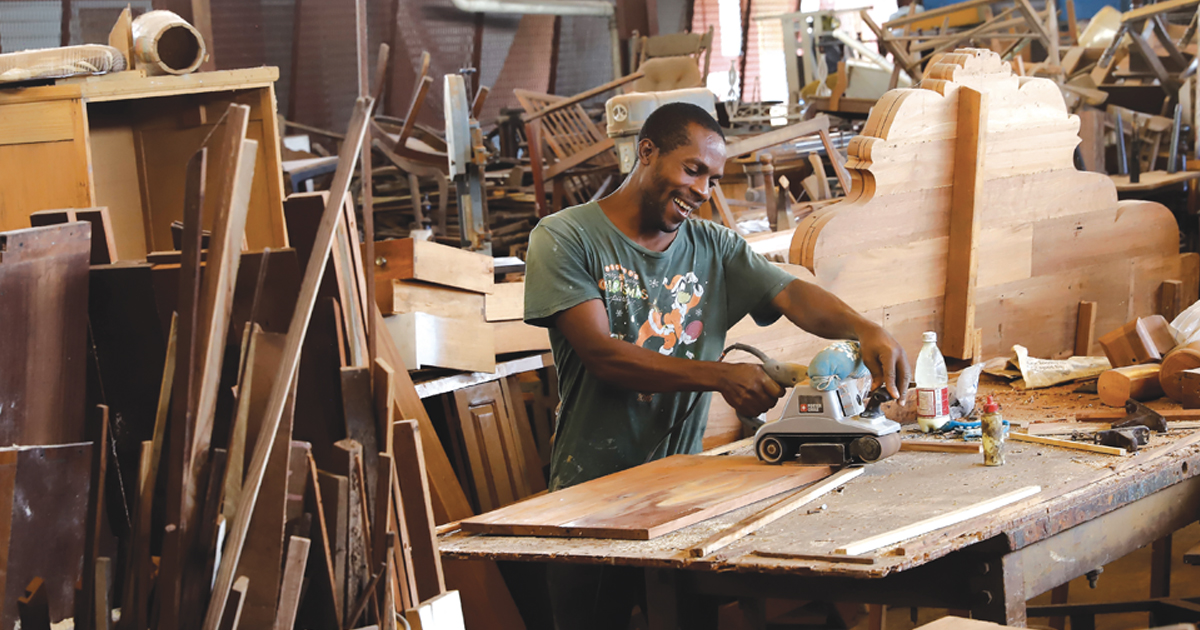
461,456,832,540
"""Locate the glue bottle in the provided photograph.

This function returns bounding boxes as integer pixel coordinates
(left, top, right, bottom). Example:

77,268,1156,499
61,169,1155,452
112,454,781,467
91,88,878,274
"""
981,396,1006,466
916,331,950,432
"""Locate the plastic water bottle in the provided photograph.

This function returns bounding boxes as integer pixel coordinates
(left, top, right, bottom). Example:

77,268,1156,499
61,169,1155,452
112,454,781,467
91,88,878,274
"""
916,331,950,432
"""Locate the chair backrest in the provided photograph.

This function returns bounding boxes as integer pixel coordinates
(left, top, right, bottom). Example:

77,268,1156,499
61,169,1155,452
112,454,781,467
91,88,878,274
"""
635,26,714,77
632,56,705,92
513,89,615,167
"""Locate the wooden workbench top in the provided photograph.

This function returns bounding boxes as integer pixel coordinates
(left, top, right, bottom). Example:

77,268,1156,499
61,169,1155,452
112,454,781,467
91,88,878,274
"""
440,380,1200,578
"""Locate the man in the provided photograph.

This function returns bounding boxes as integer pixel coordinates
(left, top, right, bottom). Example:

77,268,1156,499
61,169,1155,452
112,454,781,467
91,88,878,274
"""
523,103,909,627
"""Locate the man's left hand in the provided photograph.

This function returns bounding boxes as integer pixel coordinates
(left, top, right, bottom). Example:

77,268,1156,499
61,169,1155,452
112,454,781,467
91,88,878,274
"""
857,324,911,402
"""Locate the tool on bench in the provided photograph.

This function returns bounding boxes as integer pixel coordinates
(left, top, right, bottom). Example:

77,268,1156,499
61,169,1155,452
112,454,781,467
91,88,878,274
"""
1091,400,1168,453
725,343,902,466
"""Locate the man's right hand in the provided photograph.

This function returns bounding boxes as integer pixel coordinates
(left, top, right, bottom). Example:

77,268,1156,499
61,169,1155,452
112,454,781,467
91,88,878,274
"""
717,363,786,417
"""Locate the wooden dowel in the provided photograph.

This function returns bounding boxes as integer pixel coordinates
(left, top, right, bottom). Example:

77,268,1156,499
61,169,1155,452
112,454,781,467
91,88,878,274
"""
1009,432,1127,456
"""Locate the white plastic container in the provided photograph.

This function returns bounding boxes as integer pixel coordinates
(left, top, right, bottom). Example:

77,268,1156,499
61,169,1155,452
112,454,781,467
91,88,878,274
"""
916,331,950,432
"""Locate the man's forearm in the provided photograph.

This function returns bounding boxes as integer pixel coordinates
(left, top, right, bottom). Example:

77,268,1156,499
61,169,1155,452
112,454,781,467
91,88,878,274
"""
773,279,878,340
577,336,730,393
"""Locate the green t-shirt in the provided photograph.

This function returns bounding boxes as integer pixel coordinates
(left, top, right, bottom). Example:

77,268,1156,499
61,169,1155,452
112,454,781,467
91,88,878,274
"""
524,202,797,490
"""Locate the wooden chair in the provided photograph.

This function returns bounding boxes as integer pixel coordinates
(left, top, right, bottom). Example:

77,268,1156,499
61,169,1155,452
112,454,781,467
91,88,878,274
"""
515,72,643,216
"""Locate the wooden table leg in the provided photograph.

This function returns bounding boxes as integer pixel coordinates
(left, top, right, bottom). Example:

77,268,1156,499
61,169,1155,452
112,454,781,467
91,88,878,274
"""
1048,583,1069,630
1151,533,1172,598
645,568,679,630
969,553,1027,626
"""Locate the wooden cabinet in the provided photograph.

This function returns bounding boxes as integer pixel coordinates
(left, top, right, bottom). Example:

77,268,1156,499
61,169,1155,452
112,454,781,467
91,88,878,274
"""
0,68,287,260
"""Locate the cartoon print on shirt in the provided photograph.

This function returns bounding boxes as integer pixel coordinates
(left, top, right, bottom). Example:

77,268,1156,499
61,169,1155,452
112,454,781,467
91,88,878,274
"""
635,272,705,355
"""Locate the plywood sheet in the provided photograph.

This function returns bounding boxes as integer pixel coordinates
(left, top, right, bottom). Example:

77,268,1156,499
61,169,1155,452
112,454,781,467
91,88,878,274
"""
461,456,832,540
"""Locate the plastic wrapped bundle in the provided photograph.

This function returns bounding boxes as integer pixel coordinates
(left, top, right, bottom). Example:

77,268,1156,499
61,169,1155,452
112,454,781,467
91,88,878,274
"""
0,44,127,85
132,10,206,75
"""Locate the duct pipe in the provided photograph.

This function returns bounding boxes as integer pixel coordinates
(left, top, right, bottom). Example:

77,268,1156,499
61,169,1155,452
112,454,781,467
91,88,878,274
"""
449,0,622,81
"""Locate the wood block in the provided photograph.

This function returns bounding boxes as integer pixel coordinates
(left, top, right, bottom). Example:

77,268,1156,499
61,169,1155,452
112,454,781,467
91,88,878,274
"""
485,282,524,322
1182,252,1199,308
1179,367,1200,408
1099,315,1176,367
1161,279,1184,322
1076,301,1098,356
1161,342,1200,403
376,278,486,320
384,312,495,373
460,456,832,540
375,238,494,294
493,320,550,355
1098,363,1164,406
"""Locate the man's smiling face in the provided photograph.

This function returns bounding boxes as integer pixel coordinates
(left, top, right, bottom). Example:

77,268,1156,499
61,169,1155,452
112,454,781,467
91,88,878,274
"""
637,122,727,234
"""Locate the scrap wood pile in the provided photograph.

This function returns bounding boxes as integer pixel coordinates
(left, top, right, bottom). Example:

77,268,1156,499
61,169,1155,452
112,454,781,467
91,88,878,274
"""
0,96,528,630
870,0,1200,183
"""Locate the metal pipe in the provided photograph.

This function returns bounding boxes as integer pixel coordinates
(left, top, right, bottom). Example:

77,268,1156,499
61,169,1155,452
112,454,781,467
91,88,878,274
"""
448,0,620,81
1115,111,1128,175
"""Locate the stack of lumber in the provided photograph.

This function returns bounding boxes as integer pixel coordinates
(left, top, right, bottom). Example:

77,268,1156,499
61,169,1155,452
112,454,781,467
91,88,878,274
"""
2,98,529,630
375,237,549,374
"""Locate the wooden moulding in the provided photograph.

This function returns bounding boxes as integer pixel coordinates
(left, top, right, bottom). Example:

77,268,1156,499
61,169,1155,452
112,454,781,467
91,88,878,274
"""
374,238,495,294
1098,363,1164,406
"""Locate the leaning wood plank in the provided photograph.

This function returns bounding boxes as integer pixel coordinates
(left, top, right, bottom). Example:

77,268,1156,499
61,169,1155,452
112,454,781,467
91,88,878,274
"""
201,96,374,630
461,456,833,540
272,537,311,630
690,468,864,558
78,406,109,630
190,106,254,509
835,486,1041,555
942,86,987,360
725,116,831,158
217,577,250,630
1009,432,1128,456
393,419,448,601
900,440,981,453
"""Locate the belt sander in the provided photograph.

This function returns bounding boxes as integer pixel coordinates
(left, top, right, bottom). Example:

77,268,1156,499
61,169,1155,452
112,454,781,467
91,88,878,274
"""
727,343,902,466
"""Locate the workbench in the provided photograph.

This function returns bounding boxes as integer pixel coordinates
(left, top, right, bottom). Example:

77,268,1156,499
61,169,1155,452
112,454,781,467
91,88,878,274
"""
439,386,1200,628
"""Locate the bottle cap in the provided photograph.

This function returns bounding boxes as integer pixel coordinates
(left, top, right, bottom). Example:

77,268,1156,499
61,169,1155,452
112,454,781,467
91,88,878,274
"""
984,395,999,413
923,331,937,343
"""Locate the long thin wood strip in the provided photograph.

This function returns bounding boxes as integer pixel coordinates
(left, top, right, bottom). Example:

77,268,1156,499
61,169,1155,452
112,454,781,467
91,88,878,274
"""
392,419,447,600
1009,431,1127,456
306,453,342,625
835,486,1042,555
751,550,876,564
191,108,254,518
79,405,110,630
1076,409,1200,421
272,536,311,630
942,86,987,360
690,468,864,558
201,96,375,630
725,115,831,158
900,440,981,453
216,577,249,630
